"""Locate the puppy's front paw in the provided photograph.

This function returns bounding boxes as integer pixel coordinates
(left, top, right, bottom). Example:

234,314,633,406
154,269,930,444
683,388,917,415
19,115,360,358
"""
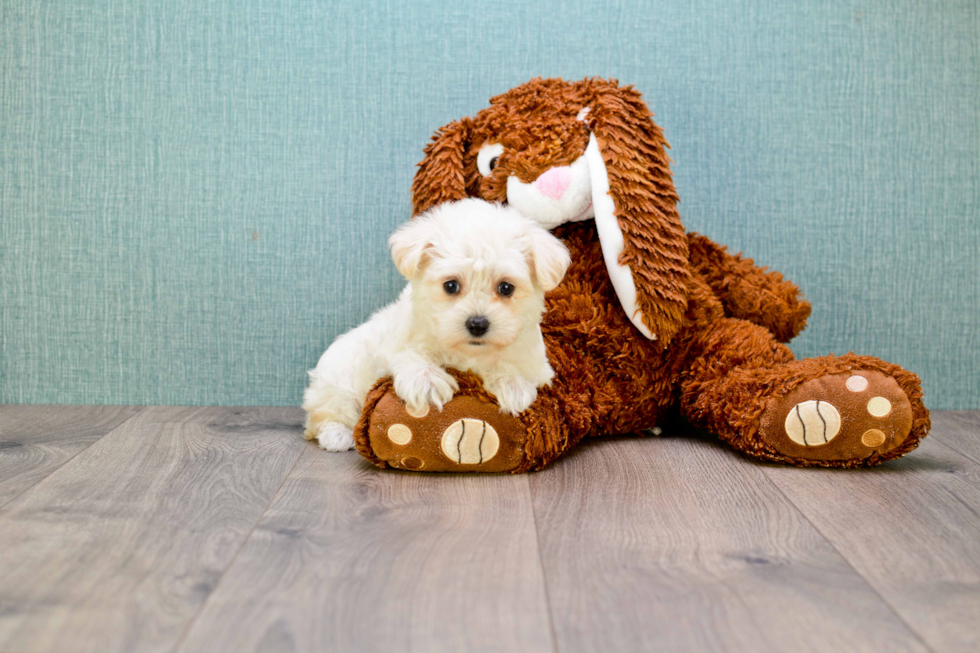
486,376,537,415
316,422,355,451
393,365,459,415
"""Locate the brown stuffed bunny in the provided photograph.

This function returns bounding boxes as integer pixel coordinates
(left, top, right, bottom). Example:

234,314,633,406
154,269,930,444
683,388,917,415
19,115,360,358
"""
352,77,929,472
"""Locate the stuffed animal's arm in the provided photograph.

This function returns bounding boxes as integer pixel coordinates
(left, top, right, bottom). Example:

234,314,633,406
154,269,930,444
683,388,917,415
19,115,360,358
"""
687,233,811,342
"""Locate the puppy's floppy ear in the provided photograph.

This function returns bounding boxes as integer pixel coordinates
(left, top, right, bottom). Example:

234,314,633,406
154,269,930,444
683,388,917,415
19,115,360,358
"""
525,226,571,292
389,217,435,279
411,117,475,216
579,79,690,346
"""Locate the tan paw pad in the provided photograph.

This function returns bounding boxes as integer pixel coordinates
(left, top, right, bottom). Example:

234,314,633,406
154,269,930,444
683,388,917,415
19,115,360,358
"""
861,429,887,447
846,375,869,392
405,404,429,418
386,423,413,445
784,400,841,446
867,396,892,417
441,418,499,464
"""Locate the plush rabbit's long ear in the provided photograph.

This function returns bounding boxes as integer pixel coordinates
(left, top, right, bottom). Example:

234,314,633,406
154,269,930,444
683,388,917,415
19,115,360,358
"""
411,117,475,216
583,83,690,346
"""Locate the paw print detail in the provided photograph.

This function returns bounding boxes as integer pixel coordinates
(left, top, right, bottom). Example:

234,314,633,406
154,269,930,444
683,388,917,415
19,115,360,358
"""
848,373,894,418
386,423,413,445
364,391,525,472
761,371,914,461
867,396,892,417
845,375,869,392
848,373,897,444
441,418,500,464
382,419,501,465
784,400,841,446
861,429,886,447
848,374,894,421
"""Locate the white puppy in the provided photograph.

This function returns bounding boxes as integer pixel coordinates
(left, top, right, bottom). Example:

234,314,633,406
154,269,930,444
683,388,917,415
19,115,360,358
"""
303,198,572,451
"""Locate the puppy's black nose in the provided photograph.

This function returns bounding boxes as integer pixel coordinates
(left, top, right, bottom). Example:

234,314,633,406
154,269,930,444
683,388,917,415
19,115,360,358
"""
465,316,490,337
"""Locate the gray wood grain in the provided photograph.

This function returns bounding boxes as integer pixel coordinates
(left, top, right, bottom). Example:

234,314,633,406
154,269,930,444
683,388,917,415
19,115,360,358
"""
928,411,980,465
175,449,555,653
763,432,980,653
1,407,976,653
0,404,140,507
528,434,930,653
0,406,306,653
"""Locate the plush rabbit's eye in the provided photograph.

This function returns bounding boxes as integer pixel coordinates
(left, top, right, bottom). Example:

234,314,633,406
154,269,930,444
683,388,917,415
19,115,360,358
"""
443,280,460,294
497,281,515,297
477,142,505,177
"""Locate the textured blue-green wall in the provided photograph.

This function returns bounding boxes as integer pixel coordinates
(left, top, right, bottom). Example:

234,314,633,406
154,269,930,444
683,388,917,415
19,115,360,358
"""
2,1,978,408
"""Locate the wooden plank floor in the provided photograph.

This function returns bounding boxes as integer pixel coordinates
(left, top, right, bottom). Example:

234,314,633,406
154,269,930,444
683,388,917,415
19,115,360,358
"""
0,407,977,653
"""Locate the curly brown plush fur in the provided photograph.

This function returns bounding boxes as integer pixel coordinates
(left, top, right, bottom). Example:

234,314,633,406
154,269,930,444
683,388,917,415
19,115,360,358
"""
352,77,929,473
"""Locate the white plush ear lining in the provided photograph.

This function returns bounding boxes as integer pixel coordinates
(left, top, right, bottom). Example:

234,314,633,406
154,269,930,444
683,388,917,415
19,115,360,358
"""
584,133,656,340
388,218,434,279
526,226,571,292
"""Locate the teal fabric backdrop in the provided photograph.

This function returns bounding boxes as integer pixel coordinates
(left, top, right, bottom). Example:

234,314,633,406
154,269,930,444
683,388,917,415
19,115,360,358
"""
2,1,978,408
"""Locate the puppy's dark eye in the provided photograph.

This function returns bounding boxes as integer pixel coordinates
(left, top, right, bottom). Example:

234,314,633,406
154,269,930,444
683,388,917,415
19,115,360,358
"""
497,281,514,297
443,280,460,295
488,156,498,172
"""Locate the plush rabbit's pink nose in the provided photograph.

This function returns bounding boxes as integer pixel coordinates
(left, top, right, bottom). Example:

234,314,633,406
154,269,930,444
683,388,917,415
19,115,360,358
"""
534,166,572,200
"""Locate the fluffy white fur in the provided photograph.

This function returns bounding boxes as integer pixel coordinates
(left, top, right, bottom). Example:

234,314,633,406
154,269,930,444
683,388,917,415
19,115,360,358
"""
302,199,572,451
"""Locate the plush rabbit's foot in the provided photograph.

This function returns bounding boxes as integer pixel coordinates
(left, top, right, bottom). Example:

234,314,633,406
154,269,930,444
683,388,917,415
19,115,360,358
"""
759,370,914,464
353,380,529,473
